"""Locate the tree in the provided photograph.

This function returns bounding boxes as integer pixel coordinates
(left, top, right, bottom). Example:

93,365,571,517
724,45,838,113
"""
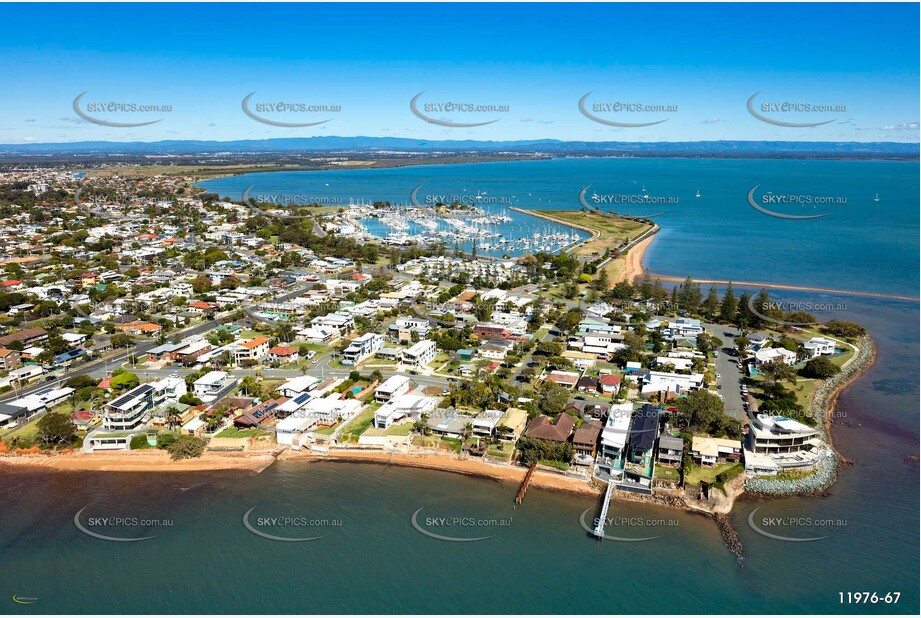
179,393,202,406
823,320,865,339
675,390,739,437
736,293,758,328
610,280,634,302
593,267,610,292
110,371,140,392
760,359,797,387
800,356,841,379
191,275,212,294
719,282,738,323
165,435,207,460
239,375,260,397
111,333,135,349
702,286,720,318
733,335,749,359
36,412,77,447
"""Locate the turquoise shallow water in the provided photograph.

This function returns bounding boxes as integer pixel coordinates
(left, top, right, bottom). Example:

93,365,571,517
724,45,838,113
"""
0,159,917,614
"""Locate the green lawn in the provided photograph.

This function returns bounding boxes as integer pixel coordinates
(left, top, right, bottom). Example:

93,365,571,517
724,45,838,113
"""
487,441,516,459
4,417,42,442
339,406,377,440
684,462,736,486
654,464,681,482
362,422,414,437
314,421,343,436
215,427,271,439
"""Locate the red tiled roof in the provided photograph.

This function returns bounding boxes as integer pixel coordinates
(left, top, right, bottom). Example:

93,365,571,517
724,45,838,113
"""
600,374,622,385
525,414,575,442
241,336,270,349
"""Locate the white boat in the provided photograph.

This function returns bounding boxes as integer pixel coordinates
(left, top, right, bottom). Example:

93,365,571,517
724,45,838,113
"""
696,188,701,198
874,193,880,202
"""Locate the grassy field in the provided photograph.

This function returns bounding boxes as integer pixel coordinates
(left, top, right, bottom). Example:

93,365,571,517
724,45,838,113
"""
654,464,681,482
313,421,343,436
684,462,736,486
215,427,270,439
538,210,652,258
361,422,414,437
339,406,377,441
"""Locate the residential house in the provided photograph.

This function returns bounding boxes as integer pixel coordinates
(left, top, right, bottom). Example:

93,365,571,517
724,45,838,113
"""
373,393,438,429
100,375,186,432
746,414,823,471
193,371,235,402
545,370,581,389
754,347,798,366
497,407,529,441
524,413,575,443
375,375,412,402
311,312,355,337
234,336,271,363
278,375,319,399
657,434,685,467
267,345,299,364
691,436,742,466
572,420,602,458
0,327,48,348
0,348,22,371
342,332,384,366
401,339,438,368
804,337,836,357
599,374,622,396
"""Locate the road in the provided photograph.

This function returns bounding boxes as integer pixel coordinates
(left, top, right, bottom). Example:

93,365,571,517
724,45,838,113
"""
0,317,223,408
703,322,748,422
509,324,557,385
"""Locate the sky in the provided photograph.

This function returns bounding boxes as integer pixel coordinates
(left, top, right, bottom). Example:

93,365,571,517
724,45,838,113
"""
0,2,918,144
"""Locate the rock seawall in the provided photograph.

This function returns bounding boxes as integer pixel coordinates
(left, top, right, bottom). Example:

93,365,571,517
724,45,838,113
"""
745,334,877,496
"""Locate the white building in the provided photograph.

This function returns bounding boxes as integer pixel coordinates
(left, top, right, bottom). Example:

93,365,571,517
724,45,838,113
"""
754,347,798,366
342,333,384,366
373,393,437,430
746,414,825,472
193,371,234,402
375,375,412,402
804,337,836,357
401,339,438,368
596,403,633,476
640,371,704,395
279,375,320,398
102,375,186,431
311,312,355,336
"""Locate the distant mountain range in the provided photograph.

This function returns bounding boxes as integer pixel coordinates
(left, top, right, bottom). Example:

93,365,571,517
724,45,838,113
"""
0,136,917,157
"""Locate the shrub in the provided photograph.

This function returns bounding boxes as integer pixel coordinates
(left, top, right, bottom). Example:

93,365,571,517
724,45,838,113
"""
800,356,841,380
156,432,178,449
165,435,207,460
130,434,151,450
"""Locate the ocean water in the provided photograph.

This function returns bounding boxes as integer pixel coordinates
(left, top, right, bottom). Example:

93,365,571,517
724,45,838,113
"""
199,158,919,296
0,159,916,614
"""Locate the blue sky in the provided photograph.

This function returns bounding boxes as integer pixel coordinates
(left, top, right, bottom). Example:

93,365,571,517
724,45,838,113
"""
1,3,918,144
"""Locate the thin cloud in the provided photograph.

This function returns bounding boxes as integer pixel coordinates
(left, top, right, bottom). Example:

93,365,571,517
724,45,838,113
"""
880,121,919,131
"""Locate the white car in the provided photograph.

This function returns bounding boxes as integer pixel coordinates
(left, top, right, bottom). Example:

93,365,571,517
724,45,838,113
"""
716,373,721,379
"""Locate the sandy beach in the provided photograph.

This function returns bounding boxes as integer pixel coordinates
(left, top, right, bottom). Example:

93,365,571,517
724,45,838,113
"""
0,449,279,473
618,233,655,284
284,449,603,497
